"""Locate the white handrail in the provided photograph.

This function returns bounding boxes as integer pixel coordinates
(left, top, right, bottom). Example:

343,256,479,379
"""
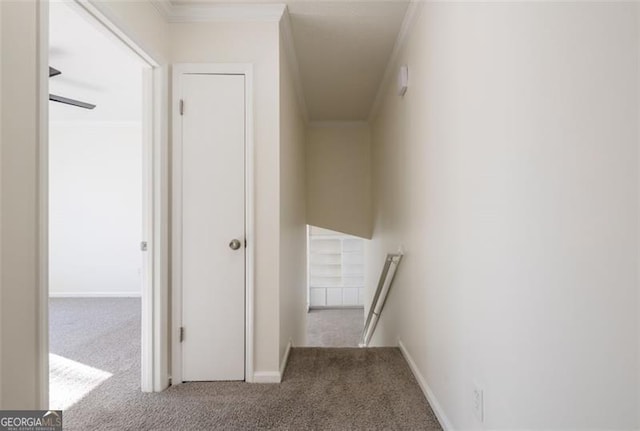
359,253,403,347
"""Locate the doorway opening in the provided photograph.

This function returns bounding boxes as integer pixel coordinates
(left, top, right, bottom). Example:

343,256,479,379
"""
306,225,366,347
47,1,151,411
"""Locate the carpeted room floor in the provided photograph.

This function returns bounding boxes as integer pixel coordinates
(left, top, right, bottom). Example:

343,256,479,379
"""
306,308,364,347
50,298,442,430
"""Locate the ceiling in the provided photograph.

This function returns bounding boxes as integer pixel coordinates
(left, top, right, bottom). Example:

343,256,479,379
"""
288,2,408,121
167,1,410,122
49,2,144,123
50,1,409,122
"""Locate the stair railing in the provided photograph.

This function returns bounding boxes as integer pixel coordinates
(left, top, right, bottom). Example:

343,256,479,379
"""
359,253,403,347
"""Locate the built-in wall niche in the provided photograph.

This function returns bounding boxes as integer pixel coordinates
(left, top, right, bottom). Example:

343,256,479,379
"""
308,226,365,308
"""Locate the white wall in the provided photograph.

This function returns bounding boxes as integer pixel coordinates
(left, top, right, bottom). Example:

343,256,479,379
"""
170,20,283,376
306,124,372,239
49,123,142,297
0,0,42,409
368,2,639,429
91,0,169,65
278,23,308,365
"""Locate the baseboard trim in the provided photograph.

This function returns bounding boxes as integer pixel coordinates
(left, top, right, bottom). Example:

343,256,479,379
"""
49,292,142,298
398,339,454,431
279,338,292,378
252,371,281,384
253,339,292,384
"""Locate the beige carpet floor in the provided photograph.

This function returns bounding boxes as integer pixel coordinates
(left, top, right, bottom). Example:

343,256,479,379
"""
50,298,442,430
306,308,364,347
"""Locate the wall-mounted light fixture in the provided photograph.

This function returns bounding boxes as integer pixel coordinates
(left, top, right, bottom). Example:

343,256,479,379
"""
397,65,408,96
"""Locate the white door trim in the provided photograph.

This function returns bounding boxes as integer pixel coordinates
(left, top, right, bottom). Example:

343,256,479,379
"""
171,63,255,384
37,0,50,409
140,67,155,393
151,65,171,392
37,0,170,404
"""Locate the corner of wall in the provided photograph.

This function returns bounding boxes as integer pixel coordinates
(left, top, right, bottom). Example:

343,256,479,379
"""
277,12,308,373
279,338,292,378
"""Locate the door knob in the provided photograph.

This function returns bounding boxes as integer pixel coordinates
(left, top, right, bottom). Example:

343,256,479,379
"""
229,239,242,250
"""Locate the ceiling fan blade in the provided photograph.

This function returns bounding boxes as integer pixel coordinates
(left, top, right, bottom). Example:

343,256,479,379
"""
49,94,96,110
49,67,61,78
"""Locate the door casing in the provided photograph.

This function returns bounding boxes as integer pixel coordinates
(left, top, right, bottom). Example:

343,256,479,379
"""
37,0,170,406
171,63,255,385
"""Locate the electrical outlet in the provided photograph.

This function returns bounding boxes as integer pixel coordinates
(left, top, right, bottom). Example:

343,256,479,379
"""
472,383,484,423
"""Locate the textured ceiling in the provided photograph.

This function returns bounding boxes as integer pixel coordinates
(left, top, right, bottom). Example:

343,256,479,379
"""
170,1,409,121
288,2,408,121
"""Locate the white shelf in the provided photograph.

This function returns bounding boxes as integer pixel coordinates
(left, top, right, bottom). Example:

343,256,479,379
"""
308,227,366,308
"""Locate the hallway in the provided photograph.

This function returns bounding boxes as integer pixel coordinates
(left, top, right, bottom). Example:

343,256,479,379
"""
2,1,639,429
66,348,441,430
51,298,440,430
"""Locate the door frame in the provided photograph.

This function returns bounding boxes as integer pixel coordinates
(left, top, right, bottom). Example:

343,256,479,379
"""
37,0,170,406
171,63,255,384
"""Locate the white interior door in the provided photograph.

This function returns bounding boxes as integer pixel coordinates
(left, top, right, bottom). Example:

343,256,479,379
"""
180,73,245,381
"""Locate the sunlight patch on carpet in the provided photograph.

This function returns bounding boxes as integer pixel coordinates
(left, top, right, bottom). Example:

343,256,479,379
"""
49,353,113,410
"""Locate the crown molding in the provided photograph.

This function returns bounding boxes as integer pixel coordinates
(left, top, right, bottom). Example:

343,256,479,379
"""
151,0,286,23
281,8,309,124
367,1,421,122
